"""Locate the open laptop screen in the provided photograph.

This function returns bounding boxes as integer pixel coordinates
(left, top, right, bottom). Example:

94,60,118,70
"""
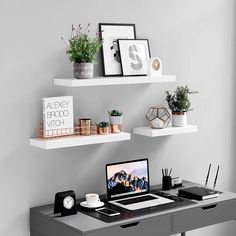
106,159,149,200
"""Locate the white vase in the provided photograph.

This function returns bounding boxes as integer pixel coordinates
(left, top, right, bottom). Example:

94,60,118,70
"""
109,115,123,125
172,112,187,127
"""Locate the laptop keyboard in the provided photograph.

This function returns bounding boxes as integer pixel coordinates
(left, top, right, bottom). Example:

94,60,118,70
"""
117,195,158,205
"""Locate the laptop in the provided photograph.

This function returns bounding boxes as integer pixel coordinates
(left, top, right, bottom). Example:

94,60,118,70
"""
106,158,174,211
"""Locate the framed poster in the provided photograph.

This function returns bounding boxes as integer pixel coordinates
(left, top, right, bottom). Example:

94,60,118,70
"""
118,39,151,76
42,96,74,137
99,23,136,76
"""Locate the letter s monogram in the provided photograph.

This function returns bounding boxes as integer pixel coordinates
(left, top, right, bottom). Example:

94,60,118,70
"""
129,45,143,70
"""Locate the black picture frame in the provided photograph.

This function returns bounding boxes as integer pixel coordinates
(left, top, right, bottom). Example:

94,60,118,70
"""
99,23,136,77
118,39,151,76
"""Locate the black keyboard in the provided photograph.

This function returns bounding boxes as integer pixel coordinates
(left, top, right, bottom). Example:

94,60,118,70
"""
117,195,158,205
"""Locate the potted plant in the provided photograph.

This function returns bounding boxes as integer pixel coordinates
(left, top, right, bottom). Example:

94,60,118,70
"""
96,121,110,135
108,109,123,133
166,86,198,127
61,24,102,79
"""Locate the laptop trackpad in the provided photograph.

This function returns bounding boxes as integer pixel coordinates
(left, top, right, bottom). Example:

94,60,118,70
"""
111,194,174,211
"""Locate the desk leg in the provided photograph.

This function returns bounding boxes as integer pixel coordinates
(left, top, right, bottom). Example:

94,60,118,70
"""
181,233,186,236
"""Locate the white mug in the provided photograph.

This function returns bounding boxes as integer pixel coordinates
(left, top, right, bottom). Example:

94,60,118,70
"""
86,193,100,206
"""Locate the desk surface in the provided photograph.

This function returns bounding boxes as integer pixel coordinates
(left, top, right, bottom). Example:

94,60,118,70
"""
30,181,236,234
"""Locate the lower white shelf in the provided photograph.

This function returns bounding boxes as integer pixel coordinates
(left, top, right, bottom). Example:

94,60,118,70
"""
30,132,131,150
133,125,198,137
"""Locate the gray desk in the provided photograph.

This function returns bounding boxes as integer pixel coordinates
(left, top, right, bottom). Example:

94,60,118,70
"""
30,181,236,236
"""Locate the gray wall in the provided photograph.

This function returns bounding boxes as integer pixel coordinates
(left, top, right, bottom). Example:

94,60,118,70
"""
0,0,236,235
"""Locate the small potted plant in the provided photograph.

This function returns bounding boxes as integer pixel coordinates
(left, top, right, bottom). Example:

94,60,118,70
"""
108,109,123,133
96,121,110,135
166,86,198,127
61,23,102,79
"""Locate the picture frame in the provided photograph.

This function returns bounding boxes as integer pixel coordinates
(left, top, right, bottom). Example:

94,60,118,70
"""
118,39,151,76
147,57,162,76
99,23,136,76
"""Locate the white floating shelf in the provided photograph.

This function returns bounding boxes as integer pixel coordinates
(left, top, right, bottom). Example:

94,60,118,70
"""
54,75,176,87
133,125,197,137
30,132,131,150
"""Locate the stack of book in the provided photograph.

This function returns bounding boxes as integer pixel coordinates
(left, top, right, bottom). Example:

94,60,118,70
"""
178,187,220,200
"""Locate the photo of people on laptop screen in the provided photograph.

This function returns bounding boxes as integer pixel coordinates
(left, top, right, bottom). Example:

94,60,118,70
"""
107,160,148,197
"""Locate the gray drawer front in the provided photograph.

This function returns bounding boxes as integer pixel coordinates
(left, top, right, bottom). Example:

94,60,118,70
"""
173,200,236,233
31,212,82,236
87,216,171,236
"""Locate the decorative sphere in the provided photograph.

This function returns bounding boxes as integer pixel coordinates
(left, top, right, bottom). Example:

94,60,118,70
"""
146,107,171,129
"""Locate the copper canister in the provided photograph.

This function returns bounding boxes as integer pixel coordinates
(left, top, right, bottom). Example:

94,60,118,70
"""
79,118,91,135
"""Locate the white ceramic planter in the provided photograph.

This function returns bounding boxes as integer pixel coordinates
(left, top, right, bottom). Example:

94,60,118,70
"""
172,112,187,127
73,63,93,79
109,115,123,125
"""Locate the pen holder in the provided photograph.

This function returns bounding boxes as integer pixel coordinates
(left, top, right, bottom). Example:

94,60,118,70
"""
162,176,172,190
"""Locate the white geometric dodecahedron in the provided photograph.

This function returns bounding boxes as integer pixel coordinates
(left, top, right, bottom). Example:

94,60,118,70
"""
146,107,171,129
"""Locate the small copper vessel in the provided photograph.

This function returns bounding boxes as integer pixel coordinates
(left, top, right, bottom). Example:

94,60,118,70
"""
79,118,92,135
110,124,122,133
97,126,110,135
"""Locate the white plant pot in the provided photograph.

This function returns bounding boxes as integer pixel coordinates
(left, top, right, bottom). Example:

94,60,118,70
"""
109,115,123,125
172,112,187,127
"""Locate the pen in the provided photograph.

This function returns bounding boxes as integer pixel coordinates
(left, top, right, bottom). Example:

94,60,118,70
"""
169,168,172,176
162,169,164,177
205,163,211,188
213,165,220,190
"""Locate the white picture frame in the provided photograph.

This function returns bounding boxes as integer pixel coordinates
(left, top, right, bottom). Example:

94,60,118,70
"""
42,96,74,138
148,57,162,76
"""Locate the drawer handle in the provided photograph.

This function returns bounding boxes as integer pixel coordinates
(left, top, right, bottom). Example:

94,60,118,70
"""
120,221,140,228
201,204,217,210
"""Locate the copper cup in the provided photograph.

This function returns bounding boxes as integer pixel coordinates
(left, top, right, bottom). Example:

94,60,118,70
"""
111,124,122,133
79,118,91,135
97,126,110,135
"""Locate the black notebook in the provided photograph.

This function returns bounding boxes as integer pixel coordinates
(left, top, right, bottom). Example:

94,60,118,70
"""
178,187,220,200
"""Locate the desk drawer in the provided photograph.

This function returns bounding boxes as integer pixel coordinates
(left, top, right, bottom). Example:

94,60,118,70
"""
173,200,236,233
87,215,171,236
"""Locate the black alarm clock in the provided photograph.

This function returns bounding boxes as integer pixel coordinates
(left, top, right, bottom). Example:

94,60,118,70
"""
54,190,77,217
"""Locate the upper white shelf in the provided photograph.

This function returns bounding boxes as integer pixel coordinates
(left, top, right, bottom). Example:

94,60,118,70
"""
30,132,131,150
133,125,197,137
54,75,176,87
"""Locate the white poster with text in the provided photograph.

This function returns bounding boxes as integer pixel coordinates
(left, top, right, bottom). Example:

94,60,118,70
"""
43,96,74,137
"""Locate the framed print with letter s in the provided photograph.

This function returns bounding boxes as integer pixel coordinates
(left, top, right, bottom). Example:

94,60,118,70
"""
99,23,136,76
118,39,151,76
